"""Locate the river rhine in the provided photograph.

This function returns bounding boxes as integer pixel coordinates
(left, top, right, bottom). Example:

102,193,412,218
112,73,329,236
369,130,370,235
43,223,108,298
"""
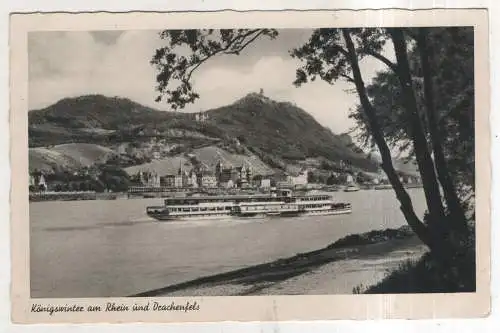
30,188,426,298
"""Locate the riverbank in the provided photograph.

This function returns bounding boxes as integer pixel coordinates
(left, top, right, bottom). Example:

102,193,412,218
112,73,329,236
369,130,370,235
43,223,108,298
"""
29,185,423,202
29,191,128,202
132,226,428,297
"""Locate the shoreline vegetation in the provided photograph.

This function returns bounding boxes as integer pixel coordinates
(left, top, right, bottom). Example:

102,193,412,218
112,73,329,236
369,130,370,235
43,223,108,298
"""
131,225,438,297
29,191,127,202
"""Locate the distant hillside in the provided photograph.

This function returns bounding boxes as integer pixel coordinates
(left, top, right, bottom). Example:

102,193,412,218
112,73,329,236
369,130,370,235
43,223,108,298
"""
28,95,182,147
29,143,115,172
125,146,274,176
29,95,177,130
28,94,378,173
125,156,191,176
206,93,377,171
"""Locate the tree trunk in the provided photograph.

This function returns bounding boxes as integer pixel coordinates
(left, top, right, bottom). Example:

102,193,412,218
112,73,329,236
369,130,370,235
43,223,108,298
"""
389,28,447,236
342,29,432,248
416,28,468,233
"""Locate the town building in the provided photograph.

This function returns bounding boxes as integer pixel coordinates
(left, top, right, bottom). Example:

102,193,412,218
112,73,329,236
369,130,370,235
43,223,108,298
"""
276,181,293,188
194,111,209,122
147,171,161,187
174,174,183,188
161,175,177,188
260,178,271,189
286,169,308,187
178,162,199,187
117,143,128,155
152,144,162,160
138,170,161,187
198,170,217,188
220,179,235,189
215,160,252,188
29,173,48,192
189,170,198,188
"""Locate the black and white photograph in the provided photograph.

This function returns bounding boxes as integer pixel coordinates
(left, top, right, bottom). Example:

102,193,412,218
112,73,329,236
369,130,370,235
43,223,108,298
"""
10,9,490,322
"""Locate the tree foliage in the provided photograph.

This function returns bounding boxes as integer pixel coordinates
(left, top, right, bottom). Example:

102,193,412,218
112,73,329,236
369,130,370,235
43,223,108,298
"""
151,29,278,109
349,27,474,194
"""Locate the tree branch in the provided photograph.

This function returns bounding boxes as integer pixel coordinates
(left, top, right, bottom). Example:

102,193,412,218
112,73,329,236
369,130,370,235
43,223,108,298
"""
185,29,264,82
221,29,262,54
185,55,212,82
340,73,355,83
224,30,266,55
365,50,398,72
335,45,349,57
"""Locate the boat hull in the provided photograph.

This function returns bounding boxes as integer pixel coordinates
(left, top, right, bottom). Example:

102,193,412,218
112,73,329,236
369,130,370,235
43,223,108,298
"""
300,208,352,216
147,207,352,221
147,212,234,221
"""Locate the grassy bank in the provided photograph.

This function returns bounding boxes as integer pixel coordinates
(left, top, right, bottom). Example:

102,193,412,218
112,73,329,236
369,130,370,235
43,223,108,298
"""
354,240,475,294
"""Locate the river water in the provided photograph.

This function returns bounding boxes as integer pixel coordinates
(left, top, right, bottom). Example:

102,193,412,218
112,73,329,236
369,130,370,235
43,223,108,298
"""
30,189,426,298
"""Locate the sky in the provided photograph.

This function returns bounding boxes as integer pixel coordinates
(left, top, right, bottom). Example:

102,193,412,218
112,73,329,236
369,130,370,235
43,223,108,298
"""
28,29,393,135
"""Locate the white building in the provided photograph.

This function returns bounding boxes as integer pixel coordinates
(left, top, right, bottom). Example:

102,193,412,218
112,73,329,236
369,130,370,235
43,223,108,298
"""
174,175,183,188
117,143,128,155
287,169,308,186
199,172,217,188
38,174,47,190
189,171,198,188
220,179,235,189
260,178,271,189
147,171,161,187
194,112,209,122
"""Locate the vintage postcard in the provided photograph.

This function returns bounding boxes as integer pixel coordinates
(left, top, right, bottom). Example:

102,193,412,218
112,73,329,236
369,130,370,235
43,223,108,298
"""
10,9,490,323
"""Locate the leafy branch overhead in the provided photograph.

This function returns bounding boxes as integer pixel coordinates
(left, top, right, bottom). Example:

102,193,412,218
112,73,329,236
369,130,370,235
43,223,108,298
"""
291,28,395,86
151,29,278,109
151,27,396,110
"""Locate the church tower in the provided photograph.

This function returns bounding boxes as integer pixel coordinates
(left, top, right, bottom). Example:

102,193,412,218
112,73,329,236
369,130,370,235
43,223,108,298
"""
215,160,223,183
246,162,252,183
178,160,183,176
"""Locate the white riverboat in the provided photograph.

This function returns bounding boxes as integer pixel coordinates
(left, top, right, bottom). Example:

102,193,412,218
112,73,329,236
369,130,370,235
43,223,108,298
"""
146,189,352,221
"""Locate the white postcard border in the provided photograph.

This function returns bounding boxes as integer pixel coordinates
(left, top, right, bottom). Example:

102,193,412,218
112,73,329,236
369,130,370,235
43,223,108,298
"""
9,9,491,323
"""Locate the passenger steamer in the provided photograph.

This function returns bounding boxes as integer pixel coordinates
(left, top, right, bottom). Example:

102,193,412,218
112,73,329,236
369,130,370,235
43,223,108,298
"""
146,189,352,221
